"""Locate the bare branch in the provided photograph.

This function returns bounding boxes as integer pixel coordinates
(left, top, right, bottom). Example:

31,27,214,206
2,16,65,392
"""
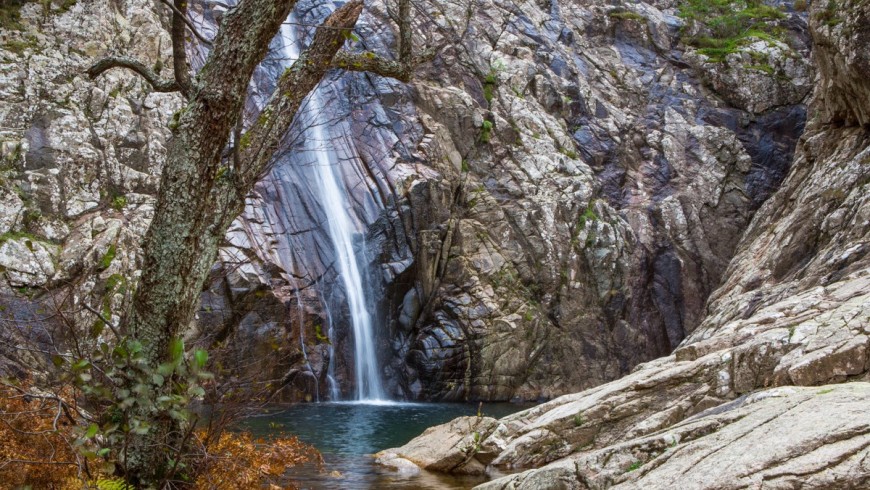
167,0,194,96
81,303,121,339
87,56,181,93
158,0,212,45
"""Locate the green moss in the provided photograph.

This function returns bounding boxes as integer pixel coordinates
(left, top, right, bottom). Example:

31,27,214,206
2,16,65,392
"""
626,460,644,472
608,10,645,21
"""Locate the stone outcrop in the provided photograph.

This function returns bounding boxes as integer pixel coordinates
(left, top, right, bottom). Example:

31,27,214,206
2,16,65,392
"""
378,1,870,485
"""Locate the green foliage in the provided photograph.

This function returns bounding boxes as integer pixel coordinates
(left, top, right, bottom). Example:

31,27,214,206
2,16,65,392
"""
573,412,585,426
111,195,127,211
314,324,331,344
0,230,46,247
578,203,598,229
482,61,505,105
814,0,841,26
483,73,497,104
480,120,494,143
57,330,213,482
99,244,117,270
3,35,38,55
678,0,787,62
96,478,134,490
0,0,25,31
626,460,643,472
559,146,579,159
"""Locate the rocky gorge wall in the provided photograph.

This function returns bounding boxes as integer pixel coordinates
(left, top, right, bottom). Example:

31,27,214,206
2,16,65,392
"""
377,0,870,486
0,0,818,403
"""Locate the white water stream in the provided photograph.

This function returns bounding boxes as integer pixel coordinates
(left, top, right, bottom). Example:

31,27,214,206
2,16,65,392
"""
280,15,385,401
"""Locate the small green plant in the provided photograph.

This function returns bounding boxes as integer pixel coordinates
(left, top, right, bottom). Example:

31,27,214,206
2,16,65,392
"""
814,0,841,26
111,195,127,211
626,460,643,472
480,120,494,143
578,203,598,228
573,412,585,426
314,324,331,344
559,146,579,159
3,36,39,55
99,244,117,270
0,0,26,31
483,71,497,104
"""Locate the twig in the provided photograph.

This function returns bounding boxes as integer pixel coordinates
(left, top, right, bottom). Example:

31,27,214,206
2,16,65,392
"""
158,0,212,45
81,303,122,339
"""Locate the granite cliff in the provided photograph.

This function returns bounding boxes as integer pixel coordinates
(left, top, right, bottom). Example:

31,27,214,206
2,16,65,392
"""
377,0,870,486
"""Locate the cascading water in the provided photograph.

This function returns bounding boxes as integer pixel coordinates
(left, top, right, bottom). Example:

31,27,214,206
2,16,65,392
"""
280,15,385,401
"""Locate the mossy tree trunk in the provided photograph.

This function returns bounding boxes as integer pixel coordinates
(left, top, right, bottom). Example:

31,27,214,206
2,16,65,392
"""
87,0,423,484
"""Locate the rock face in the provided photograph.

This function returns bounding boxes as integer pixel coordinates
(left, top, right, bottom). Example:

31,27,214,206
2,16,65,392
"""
381,1,870,486
0,0,831,404
477,384,870,490
386,0,812,400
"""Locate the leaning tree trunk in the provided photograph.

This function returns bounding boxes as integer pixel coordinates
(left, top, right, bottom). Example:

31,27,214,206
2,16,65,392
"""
115,1,365,484
87,0,425,482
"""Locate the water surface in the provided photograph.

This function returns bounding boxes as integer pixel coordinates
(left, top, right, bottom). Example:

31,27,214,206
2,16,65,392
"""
243,401,532,489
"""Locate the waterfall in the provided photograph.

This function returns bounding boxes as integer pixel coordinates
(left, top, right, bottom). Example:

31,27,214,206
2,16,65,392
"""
279,14,385,401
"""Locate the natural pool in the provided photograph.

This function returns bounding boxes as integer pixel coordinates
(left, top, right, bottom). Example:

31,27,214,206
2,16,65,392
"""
242,401,533,489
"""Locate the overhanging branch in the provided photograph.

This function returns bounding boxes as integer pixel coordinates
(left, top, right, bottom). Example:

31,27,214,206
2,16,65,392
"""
86,56,181,93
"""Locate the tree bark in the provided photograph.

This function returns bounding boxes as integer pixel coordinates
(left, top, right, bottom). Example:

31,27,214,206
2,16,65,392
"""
86,0,429,483
117,1,363,484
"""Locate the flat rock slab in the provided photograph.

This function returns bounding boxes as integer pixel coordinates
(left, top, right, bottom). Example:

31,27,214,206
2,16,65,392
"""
478,383,870,489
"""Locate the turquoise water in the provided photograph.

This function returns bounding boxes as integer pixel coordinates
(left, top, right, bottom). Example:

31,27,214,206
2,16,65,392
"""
243,401,532,489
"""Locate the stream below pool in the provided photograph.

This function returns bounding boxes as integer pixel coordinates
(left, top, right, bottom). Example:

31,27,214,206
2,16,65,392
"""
242,401,533,489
